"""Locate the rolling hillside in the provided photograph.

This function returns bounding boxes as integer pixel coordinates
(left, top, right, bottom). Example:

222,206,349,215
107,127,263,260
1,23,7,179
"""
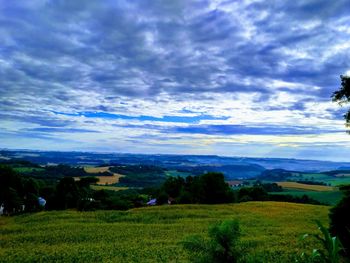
0,202,329,262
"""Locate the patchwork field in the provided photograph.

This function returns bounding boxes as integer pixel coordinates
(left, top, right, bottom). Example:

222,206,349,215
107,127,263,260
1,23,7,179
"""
0,202,329,262
74,174,124,185
277,181,335,191
77,166,125,185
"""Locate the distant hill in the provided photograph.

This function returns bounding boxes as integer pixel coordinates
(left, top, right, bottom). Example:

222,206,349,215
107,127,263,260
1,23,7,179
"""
2,149,350,179
258,169,295,181
175,163,265,179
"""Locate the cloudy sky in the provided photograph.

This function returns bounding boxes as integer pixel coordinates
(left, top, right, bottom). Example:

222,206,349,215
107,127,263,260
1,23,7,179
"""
1,0,350,161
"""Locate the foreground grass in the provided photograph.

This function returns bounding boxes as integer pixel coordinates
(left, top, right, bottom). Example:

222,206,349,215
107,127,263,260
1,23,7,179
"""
0,202,329,263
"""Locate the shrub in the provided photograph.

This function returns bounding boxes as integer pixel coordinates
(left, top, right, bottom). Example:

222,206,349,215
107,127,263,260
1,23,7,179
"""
182,220,241,263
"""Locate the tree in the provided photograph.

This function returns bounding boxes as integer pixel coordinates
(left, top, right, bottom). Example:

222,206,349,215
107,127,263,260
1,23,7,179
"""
330,75,350,256
199,173,234,204
161,176,185,199
332,75,350,125
329,185,350,257
23,178,40,212
55,177,80,209
0,165,24,215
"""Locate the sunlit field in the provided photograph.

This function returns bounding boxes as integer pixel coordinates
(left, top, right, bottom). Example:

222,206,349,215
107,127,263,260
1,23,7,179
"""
277,181,335,191
0,202,329,263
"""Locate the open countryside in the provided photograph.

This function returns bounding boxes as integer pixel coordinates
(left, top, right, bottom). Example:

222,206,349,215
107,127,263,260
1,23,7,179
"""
0,202,329,263
1,1,350,262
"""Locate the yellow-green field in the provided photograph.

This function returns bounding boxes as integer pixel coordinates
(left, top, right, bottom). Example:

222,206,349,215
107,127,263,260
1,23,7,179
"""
82,166,125,185
0,202,329,262
277,181,335,191
90,185,129,191
94,174,124,185
75,174,124,185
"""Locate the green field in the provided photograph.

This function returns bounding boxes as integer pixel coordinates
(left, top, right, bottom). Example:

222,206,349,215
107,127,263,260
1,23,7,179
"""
284,172,350,187
324,177,350,186
0,202,329,262
269,190,343,205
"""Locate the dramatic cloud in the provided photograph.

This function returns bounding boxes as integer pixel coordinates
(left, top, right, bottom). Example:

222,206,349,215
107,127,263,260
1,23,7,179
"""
1,0,350,160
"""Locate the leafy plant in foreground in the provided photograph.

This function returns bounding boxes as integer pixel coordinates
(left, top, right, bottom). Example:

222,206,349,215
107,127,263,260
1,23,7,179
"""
182,220,241,263
296,221,344,263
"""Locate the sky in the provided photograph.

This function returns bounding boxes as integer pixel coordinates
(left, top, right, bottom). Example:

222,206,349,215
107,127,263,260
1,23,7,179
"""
1,0,350,161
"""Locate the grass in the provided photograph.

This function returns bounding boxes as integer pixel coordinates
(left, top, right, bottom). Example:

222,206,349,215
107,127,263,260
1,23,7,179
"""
325,177,350,186
0,202,329,262
90,185,129,191
277,181,335,191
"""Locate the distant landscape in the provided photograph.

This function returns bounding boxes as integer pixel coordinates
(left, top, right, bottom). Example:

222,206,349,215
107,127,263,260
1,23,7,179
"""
1,149,349,262
1,149,349,206
2,1,350,262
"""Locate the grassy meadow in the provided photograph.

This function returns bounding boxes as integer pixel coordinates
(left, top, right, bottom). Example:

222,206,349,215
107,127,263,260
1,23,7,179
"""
0,202,329,263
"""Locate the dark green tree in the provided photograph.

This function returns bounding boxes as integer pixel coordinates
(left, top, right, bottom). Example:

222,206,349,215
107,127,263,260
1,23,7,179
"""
332,75,350,125
23,178,40,211
0,165,24,214
329,185,350,256
161,176,185,199
331,75,350,256
199,173,234,204
55,177,80,209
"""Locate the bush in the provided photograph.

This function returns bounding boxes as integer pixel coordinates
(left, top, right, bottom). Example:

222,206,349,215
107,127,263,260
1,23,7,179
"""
182,220,241,263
